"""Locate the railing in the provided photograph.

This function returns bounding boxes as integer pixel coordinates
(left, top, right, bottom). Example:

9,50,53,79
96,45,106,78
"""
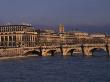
83,44,106,46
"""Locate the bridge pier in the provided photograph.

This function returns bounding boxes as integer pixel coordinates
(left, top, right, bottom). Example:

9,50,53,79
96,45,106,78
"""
83,47,93,56
62,48,70,56
105,44,110,56
70,50,73,56
42,50,53,56
84,51,93,56
39,46,42,56
107,48,110,56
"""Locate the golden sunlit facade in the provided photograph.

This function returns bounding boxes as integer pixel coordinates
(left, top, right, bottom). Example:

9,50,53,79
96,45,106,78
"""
0,25,38,48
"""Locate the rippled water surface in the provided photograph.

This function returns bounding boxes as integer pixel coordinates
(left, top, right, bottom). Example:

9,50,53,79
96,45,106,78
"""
0,53,110,82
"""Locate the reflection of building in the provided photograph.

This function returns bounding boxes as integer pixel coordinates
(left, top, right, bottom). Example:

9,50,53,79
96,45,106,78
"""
0,25,38,48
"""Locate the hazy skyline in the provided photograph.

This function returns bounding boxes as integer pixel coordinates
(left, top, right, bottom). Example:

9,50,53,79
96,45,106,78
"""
0,0,110,26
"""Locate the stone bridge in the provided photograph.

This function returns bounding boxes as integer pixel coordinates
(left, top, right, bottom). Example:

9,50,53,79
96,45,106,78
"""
0,44,110,57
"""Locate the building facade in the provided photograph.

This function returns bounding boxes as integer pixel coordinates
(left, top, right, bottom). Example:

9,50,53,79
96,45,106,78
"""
0,25,38,48
40,30,60,45
0,24,108,48
89,33,106,38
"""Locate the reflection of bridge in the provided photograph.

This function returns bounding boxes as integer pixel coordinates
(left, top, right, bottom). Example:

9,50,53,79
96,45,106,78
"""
0,44,110,57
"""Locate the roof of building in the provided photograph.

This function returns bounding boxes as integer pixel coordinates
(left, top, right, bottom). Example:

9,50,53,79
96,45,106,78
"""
0,24,33,27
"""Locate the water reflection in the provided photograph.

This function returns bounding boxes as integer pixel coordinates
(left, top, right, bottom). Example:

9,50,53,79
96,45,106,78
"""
0,53,110,82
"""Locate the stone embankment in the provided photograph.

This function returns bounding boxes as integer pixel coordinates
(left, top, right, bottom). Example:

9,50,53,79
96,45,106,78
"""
0,48,23,57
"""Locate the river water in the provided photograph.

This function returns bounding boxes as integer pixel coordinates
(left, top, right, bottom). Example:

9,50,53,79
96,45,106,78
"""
0,52,110,82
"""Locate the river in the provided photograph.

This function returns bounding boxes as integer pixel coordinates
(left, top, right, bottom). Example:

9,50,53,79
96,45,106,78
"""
0,52,110,82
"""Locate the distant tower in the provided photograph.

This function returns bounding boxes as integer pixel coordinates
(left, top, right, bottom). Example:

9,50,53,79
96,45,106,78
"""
59,24,64,33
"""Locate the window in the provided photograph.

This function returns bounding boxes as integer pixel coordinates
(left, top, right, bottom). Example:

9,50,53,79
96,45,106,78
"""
9,42,12,47
13,36,16,41
13,42,16,47
22,35,25,41
0,28,1,32
1,36,4,41
5,36,8,41
9,36,12,41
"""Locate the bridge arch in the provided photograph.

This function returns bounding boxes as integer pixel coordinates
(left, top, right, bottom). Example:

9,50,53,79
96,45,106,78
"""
64,48,81,56
23,50,42,56
89,47,107,56
44,49,57,56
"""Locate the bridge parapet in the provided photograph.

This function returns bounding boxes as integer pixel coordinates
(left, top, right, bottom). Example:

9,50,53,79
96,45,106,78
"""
83,44,106,47
1,43,110,57
41,45,59,49
63,44,81,47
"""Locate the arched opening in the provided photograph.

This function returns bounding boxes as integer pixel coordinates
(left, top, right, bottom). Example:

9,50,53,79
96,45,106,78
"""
24,50,42,56
67,49,81,56
90,48,107,56
46,50,56,56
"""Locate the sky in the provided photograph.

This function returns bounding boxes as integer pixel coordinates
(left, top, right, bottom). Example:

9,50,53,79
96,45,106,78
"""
0,0,110,30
